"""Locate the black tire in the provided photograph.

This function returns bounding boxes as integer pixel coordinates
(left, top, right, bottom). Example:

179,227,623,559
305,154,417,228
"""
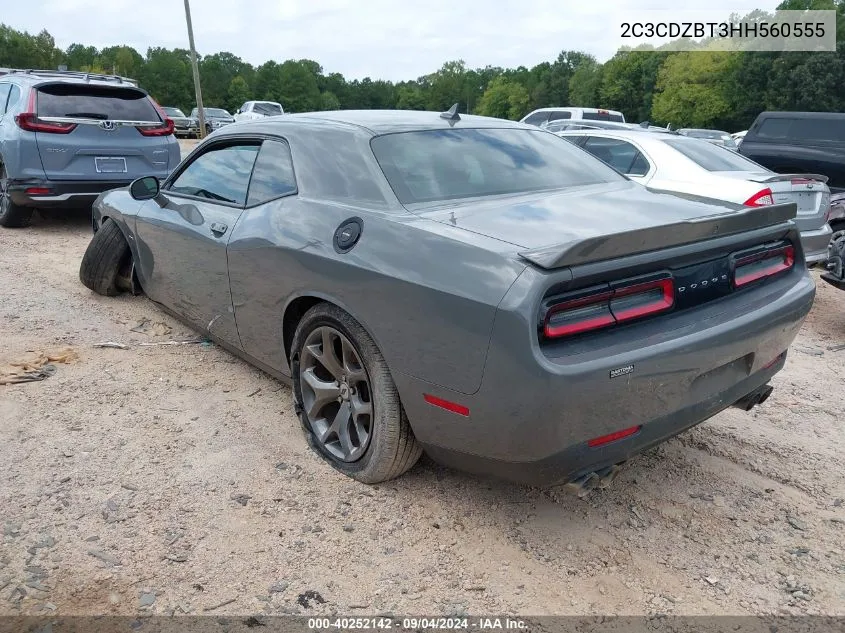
79,218,132,296
0,164,34,228
291,303,422,483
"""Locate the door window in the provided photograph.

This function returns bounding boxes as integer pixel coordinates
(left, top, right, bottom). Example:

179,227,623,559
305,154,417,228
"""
168,143,260,205
247,140,297,205
0,83,10,114
583,137,651,176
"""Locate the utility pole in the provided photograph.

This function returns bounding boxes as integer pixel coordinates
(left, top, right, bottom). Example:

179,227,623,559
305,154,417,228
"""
183,0,206,138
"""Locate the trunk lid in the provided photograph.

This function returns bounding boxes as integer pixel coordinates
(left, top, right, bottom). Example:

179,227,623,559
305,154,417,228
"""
32,82,173,180
410,181,798,269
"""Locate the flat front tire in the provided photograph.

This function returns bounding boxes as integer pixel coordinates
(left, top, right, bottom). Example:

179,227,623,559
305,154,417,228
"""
291,303,422,483
79,219,132,296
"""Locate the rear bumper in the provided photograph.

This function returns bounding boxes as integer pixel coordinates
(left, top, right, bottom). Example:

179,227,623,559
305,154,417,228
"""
800,223,832,264
8,179,131,209
397,267,815,487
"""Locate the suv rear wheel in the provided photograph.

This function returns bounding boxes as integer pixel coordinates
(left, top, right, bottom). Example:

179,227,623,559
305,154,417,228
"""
0,165,34,228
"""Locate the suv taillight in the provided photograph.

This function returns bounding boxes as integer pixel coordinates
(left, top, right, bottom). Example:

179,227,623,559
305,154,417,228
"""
138,97,175,136
15,89,76,134
732,243,795,288
543,275,675,339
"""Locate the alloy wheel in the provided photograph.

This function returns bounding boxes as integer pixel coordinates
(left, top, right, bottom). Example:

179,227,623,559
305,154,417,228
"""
299,326,374,462
0,167,10,219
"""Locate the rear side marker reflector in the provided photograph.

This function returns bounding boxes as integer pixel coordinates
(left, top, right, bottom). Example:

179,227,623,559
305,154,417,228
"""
423,394,469,417
25,187,52,196
544,276,675,339
734,245,794,287
587,425,642,448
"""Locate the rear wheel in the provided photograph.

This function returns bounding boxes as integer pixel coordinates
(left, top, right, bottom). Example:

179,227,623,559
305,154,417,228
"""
0,164,34,228
79,218,133,296
291,303,422,483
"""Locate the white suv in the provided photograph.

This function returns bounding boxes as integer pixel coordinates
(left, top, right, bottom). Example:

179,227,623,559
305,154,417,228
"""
234,101,285,121
520,107,625,127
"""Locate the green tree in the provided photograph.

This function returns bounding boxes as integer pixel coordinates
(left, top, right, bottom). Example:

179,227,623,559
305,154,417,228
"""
320,91,341,110
226,75,251,112
651,51,735,128
568,56,602,107
475,77,530,120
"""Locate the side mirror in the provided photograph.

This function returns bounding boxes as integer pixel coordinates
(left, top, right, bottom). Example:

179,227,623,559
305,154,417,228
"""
129,176,160,201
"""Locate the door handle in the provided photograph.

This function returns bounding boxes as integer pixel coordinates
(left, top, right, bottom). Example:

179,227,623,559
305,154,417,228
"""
210,222,228,237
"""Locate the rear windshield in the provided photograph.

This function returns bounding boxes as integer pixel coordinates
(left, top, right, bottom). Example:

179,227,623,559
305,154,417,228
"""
204,108,230,118
685,130,729,139
582,111,625,122
371,128,623,204
254,102,283,116
36,84,158,121
663,138,763,172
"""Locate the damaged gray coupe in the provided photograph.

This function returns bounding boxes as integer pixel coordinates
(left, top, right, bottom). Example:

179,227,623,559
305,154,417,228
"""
79,109,815,488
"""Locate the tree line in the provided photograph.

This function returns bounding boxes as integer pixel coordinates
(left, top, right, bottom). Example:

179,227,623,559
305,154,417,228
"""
1,0,843,132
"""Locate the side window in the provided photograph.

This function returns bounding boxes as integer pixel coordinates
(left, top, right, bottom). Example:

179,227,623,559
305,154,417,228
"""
523,112,549,126
755,118,793,140
583,137,650,176
7,85,21,111
0,83,11,114
168,143,260,205
791,117,845,142
247,139,297,206
548,111,572,121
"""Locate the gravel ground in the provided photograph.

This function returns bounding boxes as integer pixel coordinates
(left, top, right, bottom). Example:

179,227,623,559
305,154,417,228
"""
1,212,844,618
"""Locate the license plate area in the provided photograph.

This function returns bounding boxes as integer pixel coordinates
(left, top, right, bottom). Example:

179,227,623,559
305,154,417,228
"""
795,191,818,214
94,157,127,174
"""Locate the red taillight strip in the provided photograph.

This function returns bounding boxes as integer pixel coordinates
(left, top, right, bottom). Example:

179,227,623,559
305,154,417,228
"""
423,394,470,417
587,425,641,448
734,245,794,287
610,278,675,322
543,291,614,338
543,277,674,339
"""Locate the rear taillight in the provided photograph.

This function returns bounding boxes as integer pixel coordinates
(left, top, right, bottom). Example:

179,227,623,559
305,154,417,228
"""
743,188,774,207
733,244,794,288
544,275,675,339
15,90,76,134
138,97,175,136
138,118,175,136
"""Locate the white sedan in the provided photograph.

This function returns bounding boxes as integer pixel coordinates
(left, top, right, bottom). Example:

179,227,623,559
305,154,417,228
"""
557,129,832,264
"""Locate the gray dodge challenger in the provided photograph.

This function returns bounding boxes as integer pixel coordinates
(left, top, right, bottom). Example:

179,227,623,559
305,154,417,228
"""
79,109,815,489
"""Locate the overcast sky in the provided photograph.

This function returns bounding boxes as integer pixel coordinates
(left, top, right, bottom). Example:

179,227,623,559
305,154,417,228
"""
13,1,782,81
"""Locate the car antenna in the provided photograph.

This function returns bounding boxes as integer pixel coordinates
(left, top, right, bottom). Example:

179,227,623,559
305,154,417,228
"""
440,103,461,122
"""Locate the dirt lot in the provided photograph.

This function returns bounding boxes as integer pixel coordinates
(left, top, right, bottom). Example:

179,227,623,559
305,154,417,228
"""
1,213,844,618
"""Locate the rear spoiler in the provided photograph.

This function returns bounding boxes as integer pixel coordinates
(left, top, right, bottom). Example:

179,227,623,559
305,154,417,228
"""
518,202,797,270
748,173,829,184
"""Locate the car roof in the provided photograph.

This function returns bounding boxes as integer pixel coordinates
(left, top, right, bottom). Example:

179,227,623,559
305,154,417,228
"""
755,111,845,119
526,107,622,113
557,129,691,145
0,68,139,88
267,110,530,134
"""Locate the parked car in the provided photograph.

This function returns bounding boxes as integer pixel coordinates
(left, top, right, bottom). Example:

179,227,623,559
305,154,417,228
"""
190,107,235,135
541,120,634,133
677,128,739,150
739,111,845,192
78,109,813,488
162,106,199,138
520,107,626,127
0,69,179,228
558,129,832,265
234,100,284,121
